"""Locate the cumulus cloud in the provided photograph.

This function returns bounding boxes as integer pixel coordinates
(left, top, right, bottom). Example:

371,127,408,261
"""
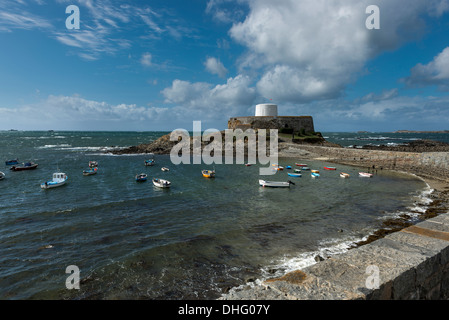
227,0,449,104
402,47,449,91
204,57,228,78
140,52,153,67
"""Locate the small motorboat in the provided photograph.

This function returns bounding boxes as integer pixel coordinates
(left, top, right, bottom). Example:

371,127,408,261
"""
287,172,301,177
153,178,171,188
295,163,307,167
83,167,98,176
89,161,98,168
10,162,38,171
301,167,310,170
245,163,251,166
311,172,320,178
294,168,301,173
285,166,292,169
359,172,373,178
145,159,155,166
324,166,337,170
41,172,68,189
202,169,215,178
311,169,320,173
340,172,350,178
0,171,5,180
5,159,19,165
275,166,284,171
161,167,169,172
136,173,148,182
259,179,294,188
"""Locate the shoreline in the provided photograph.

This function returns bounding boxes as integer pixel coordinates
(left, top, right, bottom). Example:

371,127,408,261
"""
219,144,449,300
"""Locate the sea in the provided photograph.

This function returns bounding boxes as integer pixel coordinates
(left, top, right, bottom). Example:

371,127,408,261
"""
1,130,448,300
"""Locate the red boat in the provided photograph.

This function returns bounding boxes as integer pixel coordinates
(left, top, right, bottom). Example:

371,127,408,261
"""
324,166,337,170
295,163,307,167
10,162,38,171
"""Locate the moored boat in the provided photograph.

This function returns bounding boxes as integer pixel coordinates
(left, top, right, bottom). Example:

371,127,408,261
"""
5,159,19,165
340,172,350,178
136,173,148,182
287,172,301,177
359,172,373,178
0,171,5,180
152,178,171,188
285,165,292,169
295,163,307,167
202,169,215,178
83,167,98,176
301,167,310,170
41,172,68,189
161,167,169,172
324,166,337,170
311,172,320,178
145,159,155,166
10,162,38,171
294,168,301,173
259,179,294,187
311,169,320,173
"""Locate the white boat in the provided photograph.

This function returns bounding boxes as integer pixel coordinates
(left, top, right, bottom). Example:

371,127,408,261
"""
0,171,5,180
311,172,320,178
259,179,294,188
161,167,169,172
359,172,373,178
89,161,98,168
153,178,171,188
41,172,68,189
340,172,350,178
136,173,148,182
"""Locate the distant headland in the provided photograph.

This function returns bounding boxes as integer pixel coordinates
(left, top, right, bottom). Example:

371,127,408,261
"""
393,130,449,133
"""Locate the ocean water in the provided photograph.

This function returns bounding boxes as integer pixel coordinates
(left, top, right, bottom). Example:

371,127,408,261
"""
0,131,437,299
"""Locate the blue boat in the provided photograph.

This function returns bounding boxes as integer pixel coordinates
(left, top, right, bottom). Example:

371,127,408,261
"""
285,165,292,169
145,159,155,166
136,173,148,182
288,172,301,177
311,172,320,178
5,159,19,165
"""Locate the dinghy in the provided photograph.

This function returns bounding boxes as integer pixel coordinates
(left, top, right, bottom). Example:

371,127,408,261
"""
136,173,148,182
287,172,301,177
10,162,38,171
83,167,98,176
5,159,19,165
259,179,294,188
202,169,215,178
153,178,171,188
311,172,320,178
161,167,169,172
340,172,350,178
145,159,155,166
0,172,5,180
359,172,373,178
324,166,337,170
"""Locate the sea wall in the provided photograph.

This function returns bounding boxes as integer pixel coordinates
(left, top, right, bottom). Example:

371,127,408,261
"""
221,213,449,300
290,145,449,182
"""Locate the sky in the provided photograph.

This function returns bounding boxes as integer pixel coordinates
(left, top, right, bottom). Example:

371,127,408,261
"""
1,0,449,132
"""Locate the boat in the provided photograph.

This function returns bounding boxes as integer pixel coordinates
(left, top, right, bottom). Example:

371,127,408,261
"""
161,167,169,172
311,169,320,173
10,162,38,171
152,178,171,188
285,165,292,169
5,159,19,165
202,169,215,178
136,173,148,182
324,166,337,170
294,168,301,173
89,161,98,168
275,166,284,171
41,172,68,189
287,172,301,177
245,163,251,166
259,179,294,188
145,159,155,166
295,163,307,167
83,167,98,176
340,172,350,178
311,172,320,178
0,172,5,180
359,172,373,178
301,167,310,170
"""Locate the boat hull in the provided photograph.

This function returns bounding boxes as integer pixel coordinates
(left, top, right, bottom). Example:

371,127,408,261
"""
153,178,171,188
259,179,291,187
10,163,38,171
287,173,301,177
359,172,373,177
202,170,215,178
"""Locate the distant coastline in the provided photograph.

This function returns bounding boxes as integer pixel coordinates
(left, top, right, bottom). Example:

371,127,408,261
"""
393,130,449,133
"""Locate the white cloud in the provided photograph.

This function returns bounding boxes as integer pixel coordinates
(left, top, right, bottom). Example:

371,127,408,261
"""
402,47,449,90
228,0,449,104
140,53,153,67
204,57,228,78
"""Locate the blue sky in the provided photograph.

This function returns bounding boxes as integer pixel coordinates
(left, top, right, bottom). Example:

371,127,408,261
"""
1,0,449,132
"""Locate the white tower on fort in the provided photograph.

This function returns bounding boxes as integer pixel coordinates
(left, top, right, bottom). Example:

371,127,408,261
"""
255,103,278,117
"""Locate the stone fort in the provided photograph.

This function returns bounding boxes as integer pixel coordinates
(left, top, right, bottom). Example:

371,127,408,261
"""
228,103,315,133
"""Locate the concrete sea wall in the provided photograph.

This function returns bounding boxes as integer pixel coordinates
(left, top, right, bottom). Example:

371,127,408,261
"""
293,145,449,181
